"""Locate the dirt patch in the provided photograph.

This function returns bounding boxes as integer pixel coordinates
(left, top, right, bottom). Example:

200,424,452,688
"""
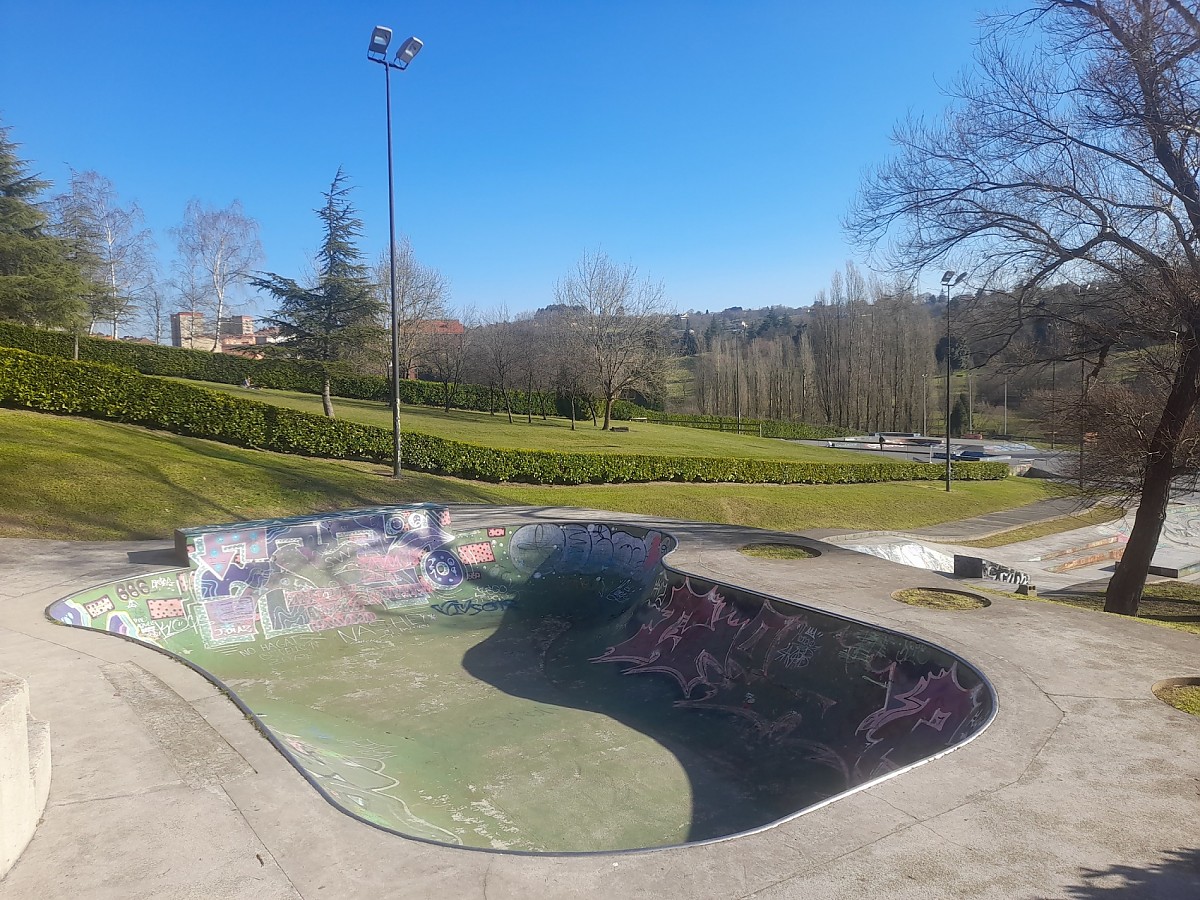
1153,678,1200,717
892,588,990,610
738,543,820,560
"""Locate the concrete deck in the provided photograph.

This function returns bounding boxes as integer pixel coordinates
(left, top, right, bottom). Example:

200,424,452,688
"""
1,505,1197,899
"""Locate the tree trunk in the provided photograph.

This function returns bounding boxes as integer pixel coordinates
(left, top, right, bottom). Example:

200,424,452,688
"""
602,395,612,430
1105,342,1200,615
569,392,576,431
322,377,335,418
1104,458,1170,615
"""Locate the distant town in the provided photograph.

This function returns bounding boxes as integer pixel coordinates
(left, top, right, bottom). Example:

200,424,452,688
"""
167,312,282,354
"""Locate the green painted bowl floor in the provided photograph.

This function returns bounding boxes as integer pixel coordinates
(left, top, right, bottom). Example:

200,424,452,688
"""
211,601,828,852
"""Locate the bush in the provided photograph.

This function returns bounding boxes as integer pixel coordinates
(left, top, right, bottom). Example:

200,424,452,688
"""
0,348,1010,485
0,321,565,414
0,323,868,441
610,405,850,439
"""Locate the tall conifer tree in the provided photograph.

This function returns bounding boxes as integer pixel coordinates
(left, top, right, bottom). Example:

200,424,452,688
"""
0,121,91,327
254,168,383,416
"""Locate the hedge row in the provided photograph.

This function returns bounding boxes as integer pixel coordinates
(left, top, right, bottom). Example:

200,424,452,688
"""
619,410,850,439
0,323,853,434
0,348,1010,485
0,321,577,416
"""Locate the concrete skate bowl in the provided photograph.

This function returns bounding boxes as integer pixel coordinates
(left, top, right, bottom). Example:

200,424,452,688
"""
46,505,996,854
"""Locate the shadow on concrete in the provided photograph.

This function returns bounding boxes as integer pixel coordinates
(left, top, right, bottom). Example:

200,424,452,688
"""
1064,847,1200,899
459,569,823,844
459,550,992,848
126,548,179,565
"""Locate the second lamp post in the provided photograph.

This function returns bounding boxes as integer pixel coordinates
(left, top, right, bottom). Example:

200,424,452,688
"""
942,270,967,491
368,26,423,478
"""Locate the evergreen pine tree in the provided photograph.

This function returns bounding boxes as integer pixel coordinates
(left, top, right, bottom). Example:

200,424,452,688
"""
0,120,91,327
254,168,384,417
949,393,970,438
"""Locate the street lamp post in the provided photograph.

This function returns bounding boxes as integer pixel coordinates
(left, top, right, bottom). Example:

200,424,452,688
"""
1050,359,1057,450
921,373,928,436
1079,358,1086,489
1003,377,1008,436
734,321,747,433
734,348,740,433
942,270,968,491
368,26,423,479
966,369,973,434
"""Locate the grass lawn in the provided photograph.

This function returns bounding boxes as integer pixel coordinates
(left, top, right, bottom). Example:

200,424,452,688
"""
0,408,1056,541
979,583,1200,636
892,588,989,610
738,543,820,560
168,379,875,463
1154,684,1200,716
959,504,1125,548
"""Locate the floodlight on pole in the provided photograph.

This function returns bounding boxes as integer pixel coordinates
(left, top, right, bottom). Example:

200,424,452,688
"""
368,26,392,59
367,26,424,478
393,36,423,69
942,270,968,491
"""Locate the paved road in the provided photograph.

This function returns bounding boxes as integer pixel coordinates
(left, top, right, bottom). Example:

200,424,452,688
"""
797,438,1080,472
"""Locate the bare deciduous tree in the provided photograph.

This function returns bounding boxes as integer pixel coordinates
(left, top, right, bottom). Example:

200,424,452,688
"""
849,0,1200,616
543,306,591,430
172,199,262,351
476,306,518,423
555,249,673,430
168,263,207,349
373,237,448,379
425,307,474,412
512,314,552,422
142,284,169,345
53,170,156,338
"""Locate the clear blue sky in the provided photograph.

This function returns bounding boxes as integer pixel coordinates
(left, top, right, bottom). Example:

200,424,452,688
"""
1,1,987,322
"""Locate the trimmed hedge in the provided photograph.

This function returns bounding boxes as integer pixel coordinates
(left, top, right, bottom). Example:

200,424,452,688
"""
0,348,1010,485
0,321,574,415
615,408,850,439
0,322,857,436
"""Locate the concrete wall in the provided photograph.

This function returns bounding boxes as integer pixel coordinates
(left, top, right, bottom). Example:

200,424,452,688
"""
0,672,50,878
953,554,1032,586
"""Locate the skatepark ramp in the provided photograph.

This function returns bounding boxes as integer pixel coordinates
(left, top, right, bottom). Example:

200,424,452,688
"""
46,505,995,854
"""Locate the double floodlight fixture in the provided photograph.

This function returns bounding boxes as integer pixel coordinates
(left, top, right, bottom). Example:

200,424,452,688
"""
942,270,968,288
367,25,423,70
367,24,424,479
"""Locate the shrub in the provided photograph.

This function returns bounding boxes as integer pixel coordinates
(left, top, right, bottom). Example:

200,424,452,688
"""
0,348,1010,486
0,322,564,413
610,408,850,439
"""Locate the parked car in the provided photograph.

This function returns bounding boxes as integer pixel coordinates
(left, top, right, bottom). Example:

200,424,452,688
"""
956,449,1012,461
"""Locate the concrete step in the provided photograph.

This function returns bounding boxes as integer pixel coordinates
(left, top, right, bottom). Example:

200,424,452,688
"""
1048,546,1124,574
1031,535,1121,562
28,715,51,816
1147,558,1200,578
0,672,50,879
